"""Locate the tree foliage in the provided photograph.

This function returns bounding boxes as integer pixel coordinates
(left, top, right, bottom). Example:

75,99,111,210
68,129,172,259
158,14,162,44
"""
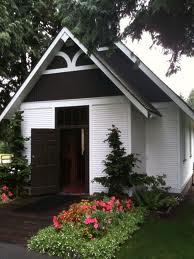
56,0,194,75
0,112,30,195
0,0,60,113
187,89,194,110
0,0,193,114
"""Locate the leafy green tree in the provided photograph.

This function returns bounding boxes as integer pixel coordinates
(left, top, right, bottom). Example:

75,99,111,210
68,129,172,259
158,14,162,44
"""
0,112,30,195
56,0,194,75
187,89,194,110
0,0,60,113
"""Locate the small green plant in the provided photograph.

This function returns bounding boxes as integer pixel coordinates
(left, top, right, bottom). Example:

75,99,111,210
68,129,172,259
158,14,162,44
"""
93,125,139,196
133,175,179,213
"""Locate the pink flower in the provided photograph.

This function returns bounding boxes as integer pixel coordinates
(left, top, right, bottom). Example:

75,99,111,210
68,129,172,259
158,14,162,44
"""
8,192,13,197
84,215,91,225
80,205,88,210
119,205,124,212
53,216,61,230
84,218,90,224
107,218,111,224
94,223,99,229
116,200,120,206
91,205,97,210
2,186,8,191
91,217,97,224
1,193,8,202
111,196,116,201
125,199,131,209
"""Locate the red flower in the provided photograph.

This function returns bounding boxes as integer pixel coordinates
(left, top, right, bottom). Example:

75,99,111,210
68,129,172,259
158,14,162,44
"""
125,199,131,209
91,205,97,210
53,216,61,230
111,196,116,201
1,193,8,202
8,192,13,197
80,205,88,210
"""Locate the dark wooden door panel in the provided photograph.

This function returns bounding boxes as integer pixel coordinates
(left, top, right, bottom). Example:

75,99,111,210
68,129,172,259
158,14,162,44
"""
31,129,59,195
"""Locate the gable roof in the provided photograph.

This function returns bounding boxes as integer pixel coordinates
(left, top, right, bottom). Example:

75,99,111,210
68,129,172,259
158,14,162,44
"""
115,42,194,121
0,27,194,122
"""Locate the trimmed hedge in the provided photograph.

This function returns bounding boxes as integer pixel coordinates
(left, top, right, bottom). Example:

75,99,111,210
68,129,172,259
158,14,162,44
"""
28,208,145,259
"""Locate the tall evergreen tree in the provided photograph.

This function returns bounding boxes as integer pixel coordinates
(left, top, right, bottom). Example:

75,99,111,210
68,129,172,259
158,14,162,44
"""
0,0,60,113
94,125,138,195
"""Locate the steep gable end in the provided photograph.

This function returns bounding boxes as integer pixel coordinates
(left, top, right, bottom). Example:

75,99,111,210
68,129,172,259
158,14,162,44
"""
24,39,122,102
0,27,161,122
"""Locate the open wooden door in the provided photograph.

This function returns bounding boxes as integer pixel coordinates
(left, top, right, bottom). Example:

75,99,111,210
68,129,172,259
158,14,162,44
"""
31,129,59,195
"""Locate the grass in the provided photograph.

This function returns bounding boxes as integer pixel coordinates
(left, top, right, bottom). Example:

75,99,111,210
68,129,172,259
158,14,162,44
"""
116,194,194,259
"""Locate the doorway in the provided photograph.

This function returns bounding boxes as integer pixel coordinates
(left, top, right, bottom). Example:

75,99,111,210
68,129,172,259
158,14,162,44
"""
56,106,89,194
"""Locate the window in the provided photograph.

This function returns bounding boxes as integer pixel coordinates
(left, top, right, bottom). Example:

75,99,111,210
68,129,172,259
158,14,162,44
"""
56,106,89,128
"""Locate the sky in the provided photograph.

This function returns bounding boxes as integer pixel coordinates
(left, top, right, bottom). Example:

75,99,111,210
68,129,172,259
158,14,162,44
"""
120,20,194,99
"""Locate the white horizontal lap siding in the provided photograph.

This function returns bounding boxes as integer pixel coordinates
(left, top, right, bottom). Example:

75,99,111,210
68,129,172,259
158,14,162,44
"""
90,103,130,194
131,106,146,174
146,102,179,191
21,107,54,163
180,112,193,191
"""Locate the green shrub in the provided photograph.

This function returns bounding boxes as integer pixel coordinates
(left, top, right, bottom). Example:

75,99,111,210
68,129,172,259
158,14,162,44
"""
93,125,139,196
28,208,145,259
0,111,30,195
133,175,179,212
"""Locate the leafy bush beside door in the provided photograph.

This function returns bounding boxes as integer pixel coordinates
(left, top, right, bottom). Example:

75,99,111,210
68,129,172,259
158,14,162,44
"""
0,111,30,196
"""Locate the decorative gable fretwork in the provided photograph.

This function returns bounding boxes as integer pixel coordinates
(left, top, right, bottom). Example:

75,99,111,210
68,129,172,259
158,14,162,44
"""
43,49,97,75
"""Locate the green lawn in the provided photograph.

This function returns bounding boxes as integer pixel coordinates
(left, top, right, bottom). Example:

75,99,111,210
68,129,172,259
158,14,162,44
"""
117,194,194,259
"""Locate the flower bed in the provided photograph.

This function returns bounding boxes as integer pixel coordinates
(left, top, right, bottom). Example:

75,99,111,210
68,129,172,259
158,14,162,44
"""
28,197,145,259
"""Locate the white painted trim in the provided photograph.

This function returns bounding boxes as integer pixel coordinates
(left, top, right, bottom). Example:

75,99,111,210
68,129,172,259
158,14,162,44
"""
20,96,128,110
0,29,69,122
89,104,93,195
56,51,72,67
43,49,98,74
72,49,83,66
42,64,98,75
116,42,194,122
61,33,69,43
62,28,149,118
97,47,109,51
128,103,132,154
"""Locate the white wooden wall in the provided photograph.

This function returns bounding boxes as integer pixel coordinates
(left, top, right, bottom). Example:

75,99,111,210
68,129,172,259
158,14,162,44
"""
21,108,54,162
90,103,131,194
20,96,131,194
131,106,146,174
179,111,193,192
146,102,180,192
